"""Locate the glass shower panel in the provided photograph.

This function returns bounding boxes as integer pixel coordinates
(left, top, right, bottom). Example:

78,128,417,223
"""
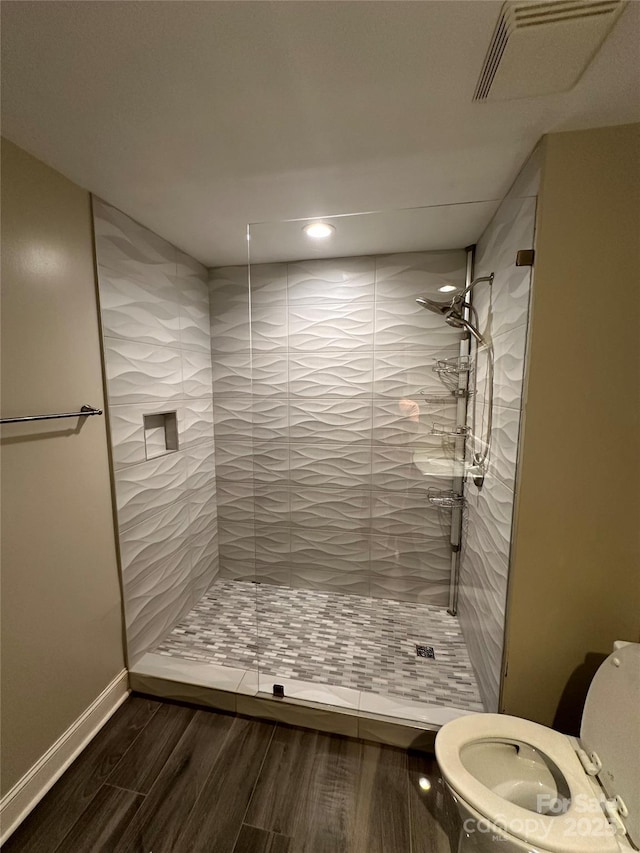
247,202,499,720
202,263,260,692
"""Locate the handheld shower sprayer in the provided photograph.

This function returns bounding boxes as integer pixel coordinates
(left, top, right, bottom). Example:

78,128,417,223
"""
415,273,494,345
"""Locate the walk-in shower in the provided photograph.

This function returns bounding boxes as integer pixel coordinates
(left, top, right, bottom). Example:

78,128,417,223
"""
94,174,539,732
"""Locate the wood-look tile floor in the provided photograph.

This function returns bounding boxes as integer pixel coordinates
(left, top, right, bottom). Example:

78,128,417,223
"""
2,695,461,853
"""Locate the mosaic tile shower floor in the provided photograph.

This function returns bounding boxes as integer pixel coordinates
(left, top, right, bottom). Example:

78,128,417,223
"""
152,579,483,711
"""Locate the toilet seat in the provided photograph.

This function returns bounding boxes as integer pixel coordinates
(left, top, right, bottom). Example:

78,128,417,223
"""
436,713,620,852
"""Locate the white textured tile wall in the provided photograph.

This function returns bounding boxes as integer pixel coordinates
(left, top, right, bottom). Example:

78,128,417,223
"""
209,250,467,603
93,197,218,664
458,148,540,712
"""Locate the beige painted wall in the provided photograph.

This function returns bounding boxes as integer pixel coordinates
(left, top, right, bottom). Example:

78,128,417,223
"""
502,124,640,728
1,139,125,794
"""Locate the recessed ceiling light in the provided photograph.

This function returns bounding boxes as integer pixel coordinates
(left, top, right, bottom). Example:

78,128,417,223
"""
438,284,457,293
303,222,335,240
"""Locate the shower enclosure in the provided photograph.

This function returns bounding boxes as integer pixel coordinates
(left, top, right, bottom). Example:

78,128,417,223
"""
96,151,538,734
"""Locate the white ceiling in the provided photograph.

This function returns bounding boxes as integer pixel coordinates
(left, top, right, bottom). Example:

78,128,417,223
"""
249,200,501,264
2,1,639,266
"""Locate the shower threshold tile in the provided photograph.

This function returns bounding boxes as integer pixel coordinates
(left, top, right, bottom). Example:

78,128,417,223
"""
255,674,360,710
358,691,477,726
132,652,248,693
149,579,483,713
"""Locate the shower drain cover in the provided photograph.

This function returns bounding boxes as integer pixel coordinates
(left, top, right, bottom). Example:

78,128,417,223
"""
416,645,435,659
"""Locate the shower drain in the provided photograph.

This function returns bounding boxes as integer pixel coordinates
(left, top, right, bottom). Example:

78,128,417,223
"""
416,645,436,659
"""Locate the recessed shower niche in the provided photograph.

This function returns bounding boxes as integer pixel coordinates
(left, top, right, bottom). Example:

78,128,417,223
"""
143,411,178,460
93,148,539,739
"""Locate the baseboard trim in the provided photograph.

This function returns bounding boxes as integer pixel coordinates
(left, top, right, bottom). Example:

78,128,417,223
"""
0,669,130,845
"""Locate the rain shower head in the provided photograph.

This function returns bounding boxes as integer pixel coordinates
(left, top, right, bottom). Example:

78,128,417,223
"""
415,296,451,316
416,295,487,346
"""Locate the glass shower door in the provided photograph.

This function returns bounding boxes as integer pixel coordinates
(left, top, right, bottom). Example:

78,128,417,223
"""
247,203,497,721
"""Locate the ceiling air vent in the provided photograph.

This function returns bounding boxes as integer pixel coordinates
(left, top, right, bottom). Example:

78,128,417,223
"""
473,0,627,101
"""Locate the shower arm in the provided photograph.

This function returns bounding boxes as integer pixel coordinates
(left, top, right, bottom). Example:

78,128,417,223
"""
450,273,494,311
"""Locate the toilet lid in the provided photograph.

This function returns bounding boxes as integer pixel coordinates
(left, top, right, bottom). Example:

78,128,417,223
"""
580,642,640,847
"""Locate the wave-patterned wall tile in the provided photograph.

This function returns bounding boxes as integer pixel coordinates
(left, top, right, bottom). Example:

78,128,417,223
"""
189,482,218,535
94,198,217,664
120,500,191,578
217,482,255,524
289,303,374,351
123,547,193,663
180,399,214,447
491,325,528,410
372,399,457,447
104,338,183,404
213,397,253,441
209,265,249,307
458,522,509,712
97,267,182,346
474,197,536,336
465,475,514,570
250,355,288,397
291,527,371,563
287,257,375,304
210,302,250,353
189,484,217,529
375,251,466,301
218,520,255,547
176,251,211,353
290,445,371,489
211,353,252,397
93,198,177,290
290,565,370,596
249,263,287,306
191,521,219,605
185,442,216,493
370,535,450,605
214,398,288,442
218,522,256,581
218,558,256,582
371,445,435,491
255,524,291,585
372,347,460,398
250,399,288,441
215,441,254,481
289,353,373,398
374,302,463,350
252,443,289,484
290,529,370,595
455,155,537,710
370,491,450,539
182,350,213,398
489,405,520,490
115,452,188,531
251,306,288,352
254,486,290,526
288,399,372,444
290,488,371,531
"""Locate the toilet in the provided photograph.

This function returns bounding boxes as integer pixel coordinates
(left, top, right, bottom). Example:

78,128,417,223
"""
435,642,639,852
